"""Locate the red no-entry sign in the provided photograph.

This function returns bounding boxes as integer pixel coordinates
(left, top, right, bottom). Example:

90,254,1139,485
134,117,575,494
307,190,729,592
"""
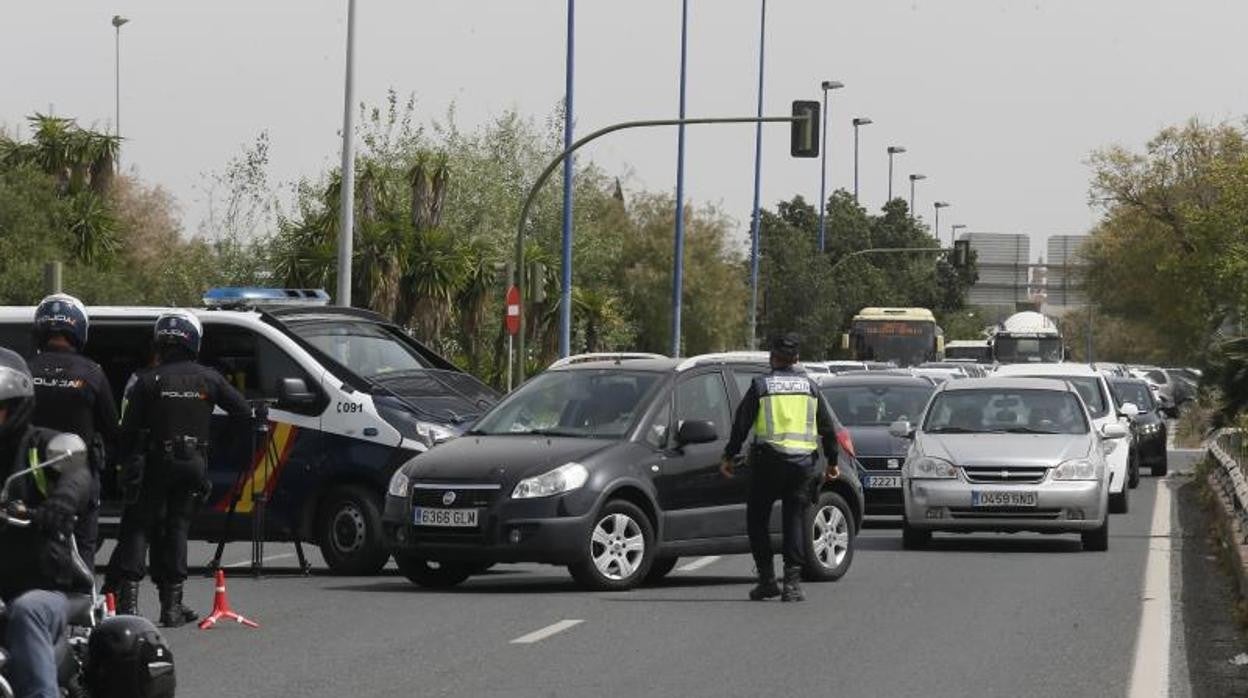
505,286,521,336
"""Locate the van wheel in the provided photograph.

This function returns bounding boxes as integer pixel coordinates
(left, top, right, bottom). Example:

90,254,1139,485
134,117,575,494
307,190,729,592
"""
1109,488,1129,515
803,491,855,582
642,557,680,586
317,485,390,576
1082,519,1109,551
902,520,931,550
395,553,474,588
568,499,655,591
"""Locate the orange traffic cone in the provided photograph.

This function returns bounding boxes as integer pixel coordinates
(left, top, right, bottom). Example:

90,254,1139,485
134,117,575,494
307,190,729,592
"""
198,569,259,630
104,593,116,618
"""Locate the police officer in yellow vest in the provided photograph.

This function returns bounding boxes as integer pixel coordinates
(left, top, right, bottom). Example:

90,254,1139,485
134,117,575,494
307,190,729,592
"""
721,333,839,602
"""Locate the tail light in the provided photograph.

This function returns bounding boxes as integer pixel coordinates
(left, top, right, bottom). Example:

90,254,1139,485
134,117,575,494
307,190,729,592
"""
836,428,856,458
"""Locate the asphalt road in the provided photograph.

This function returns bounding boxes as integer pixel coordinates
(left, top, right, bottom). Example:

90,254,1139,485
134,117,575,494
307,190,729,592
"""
95,449,1217,698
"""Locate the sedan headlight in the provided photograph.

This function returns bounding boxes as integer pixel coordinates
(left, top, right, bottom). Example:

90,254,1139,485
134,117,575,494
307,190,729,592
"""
1052,458,1101,481
512,462,589,499
388,469,410,498
909,457,957,479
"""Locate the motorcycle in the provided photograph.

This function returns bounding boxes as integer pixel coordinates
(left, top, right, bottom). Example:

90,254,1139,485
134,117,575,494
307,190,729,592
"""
0,433,175,698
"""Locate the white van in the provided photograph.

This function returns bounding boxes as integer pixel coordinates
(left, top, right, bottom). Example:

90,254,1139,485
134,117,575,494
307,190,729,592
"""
0,288,500,574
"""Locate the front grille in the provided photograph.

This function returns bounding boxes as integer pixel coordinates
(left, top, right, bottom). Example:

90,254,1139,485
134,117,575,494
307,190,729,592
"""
961,466,1047,485
411,484,500,508
858,456,903,472
949,507,1063,520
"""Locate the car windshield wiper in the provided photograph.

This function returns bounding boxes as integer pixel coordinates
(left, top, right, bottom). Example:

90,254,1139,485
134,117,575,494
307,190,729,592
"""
926,426,980,434
999,426,1062,435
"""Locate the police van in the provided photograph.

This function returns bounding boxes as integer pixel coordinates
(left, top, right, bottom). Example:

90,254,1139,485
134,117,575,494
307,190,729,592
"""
0,288,500,575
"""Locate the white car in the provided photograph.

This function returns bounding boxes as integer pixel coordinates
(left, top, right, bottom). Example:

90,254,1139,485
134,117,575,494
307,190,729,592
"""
993,363,1137,514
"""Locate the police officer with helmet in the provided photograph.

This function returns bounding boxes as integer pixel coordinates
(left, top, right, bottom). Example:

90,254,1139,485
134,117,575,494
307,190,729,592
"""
111,310,250,627
720,333,840,602
28,293,119,565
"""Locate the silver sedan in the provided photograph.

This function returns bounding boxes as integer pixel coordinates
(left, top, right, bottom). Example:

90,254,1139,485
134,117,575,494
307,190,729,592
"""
890,377,1127,551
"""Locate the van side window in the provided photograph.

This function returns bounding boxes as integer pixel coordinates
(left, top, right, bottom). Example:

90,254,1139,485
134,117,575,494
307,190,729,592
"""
201,324,320,414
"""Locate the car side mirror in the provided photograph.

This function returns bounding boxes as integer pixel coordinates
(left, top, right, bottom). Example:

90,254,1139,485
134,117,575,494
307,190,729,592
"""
676,419,719,445
278,377,317,407
1119,402,1140,418
889,420,915,439
1100,423,1129,440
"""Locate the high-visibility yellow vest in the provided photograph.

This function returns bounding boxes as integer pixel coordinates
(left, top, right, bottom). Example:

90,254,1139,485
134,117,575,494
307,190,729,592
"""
753,374,818,456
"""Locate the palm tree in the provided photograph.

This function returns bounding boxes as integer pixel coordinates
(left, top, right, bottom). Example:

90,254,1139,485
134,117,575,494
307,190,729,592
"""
454,237,499,373
399,228,468,345
88,133,122,196
67,192,119,264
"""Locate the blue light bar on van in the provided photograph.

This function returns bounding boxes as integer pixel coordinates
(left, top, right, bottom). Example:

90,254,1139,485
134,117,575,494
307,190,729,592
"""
202,287,331,309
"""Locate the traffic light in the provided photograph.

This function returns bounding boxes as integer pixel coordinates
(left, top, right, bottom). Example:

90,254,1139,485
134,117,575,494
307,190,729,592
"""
953,240,971,268
790,100,820,158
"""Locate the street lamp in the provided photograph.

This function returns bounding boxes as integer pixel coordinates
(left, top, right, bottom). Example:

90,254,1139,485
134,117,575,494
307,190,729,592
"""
747,0,768,350
670,0,690,357
886,146,907,202
908,174,926,218
852,117,872,203
817,80,844,253
335,0,358,307
111,15,129,168
950,223,967,246
933,201,950,242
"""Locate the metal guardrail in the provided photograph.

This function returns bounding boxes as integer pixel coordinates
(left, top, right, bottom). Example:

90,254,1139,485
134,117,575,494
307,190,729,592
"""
1208,428,1248,538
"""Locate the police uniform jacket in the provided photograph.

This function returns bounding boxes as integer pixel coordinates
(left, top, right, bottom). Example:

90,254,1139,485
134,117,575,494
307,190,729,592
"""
724,366,839,467
29,348,119,467
120,359,251,459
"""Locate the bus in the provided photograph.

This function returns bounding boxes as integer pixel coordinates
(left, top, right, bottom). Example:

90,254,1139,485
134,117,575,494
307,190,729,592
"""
989,311,1064,364
841,307,943,367
944,339,991,363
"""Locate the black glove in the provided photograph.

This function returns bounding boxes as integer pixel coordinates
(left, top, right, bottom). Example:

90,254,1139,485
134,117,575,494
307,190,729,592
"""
196,478,214,505
121,455,145,504
34,494,77,536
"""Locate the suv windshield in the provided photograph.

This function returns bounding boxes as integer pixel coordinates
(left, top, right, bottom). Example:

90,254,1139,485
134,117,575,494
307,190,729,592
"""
923,389,1090,434
472,370,661,439
1021,375,1108,419
1112,381,1155,411
288,319,433,378
822,384,933,427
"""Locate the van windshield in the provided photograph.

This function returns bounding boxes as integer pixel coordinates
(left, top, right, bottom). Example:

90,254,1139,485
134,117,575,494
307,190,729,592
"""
288,319,433,378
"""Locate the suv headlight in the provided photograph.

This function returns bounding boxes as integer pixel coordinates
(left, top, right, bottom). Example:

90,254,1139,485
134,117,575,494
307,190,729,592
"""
1052,458,1100,481
512,462,589,499
388,470,410,498
1141,423,1160,435
909,457,957,479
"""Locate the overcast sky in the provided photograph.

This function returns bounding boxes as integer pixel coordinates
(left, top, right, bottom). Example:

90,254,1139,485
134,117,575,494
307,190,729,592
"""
5,1,1247,262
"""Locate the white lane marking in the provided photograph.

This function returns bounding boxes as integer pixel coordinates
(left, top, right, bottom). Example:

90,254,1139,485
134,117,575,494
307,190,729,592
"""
224,553,297,569
1129,481,1172,697
510,619,584,645
677,555,722,572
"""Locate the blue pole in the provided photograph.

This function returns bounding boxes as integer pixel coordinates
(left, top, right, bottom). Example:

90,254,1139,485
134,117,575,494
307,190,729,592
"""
747,0,766,350
671,0,689,358
817,86,829,253
559,0,575,358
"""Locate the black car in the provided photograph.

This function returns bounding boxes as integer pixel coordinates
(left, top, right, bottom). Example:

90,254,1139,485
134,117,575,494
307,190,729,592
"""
814,374,935,515
1109,377,1168,478
382,353,864,591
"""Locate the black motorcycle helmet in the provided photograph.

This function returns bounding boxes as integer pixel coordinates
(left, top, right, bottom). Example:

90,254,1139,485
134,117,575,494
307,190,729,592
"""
152,310,203,358
85,615,176,698
0,347,35,442
33,293,90,351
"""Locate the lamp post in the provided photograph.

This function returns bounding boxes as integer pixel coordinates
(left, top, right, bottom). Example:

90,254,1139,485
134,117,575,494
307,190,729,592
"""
111,15,129,168
558,0,576,358
335,0,357,307
852,117,872,203
747,0,768,350
950,223,967,246
817,80,844,253
670,0,690,357
908,173,926,218
886,146,907,202
933,201,950,242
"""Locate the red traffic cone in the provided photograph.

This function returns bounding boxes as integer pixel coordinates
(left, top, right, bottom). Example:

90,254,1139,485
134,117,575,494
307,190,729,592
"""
198,569,259,630
104,593,116,618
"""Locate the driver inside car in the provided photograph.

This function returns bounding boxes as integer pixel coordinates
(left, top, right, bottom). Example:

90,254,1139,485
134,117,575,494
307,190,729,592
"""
0,348,92,698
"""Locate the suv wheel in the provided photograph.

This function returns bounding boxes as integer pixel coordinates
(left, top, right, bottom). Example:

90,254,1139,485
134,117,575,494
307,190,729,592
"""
568,500,655,591
1082,518,1109,551
1109,487,1129,515
902,519,931,550
1128,451,1141,489
1153,451,1169,477
395,554,473,588
803,491,855,582
316,485,391,576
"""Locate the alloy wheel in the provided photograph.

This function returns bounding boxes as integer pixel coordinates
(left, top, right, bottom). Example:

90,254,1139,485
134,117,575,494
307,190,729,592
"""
811,504,850,568
590,513,645,581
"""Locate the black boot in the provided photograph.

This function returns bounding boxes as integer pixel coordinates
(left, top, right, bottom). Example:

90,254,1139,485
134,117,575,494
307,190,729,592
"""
781,565,805,603
158,583,199,628
116,580,140,616
749,565,782,601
